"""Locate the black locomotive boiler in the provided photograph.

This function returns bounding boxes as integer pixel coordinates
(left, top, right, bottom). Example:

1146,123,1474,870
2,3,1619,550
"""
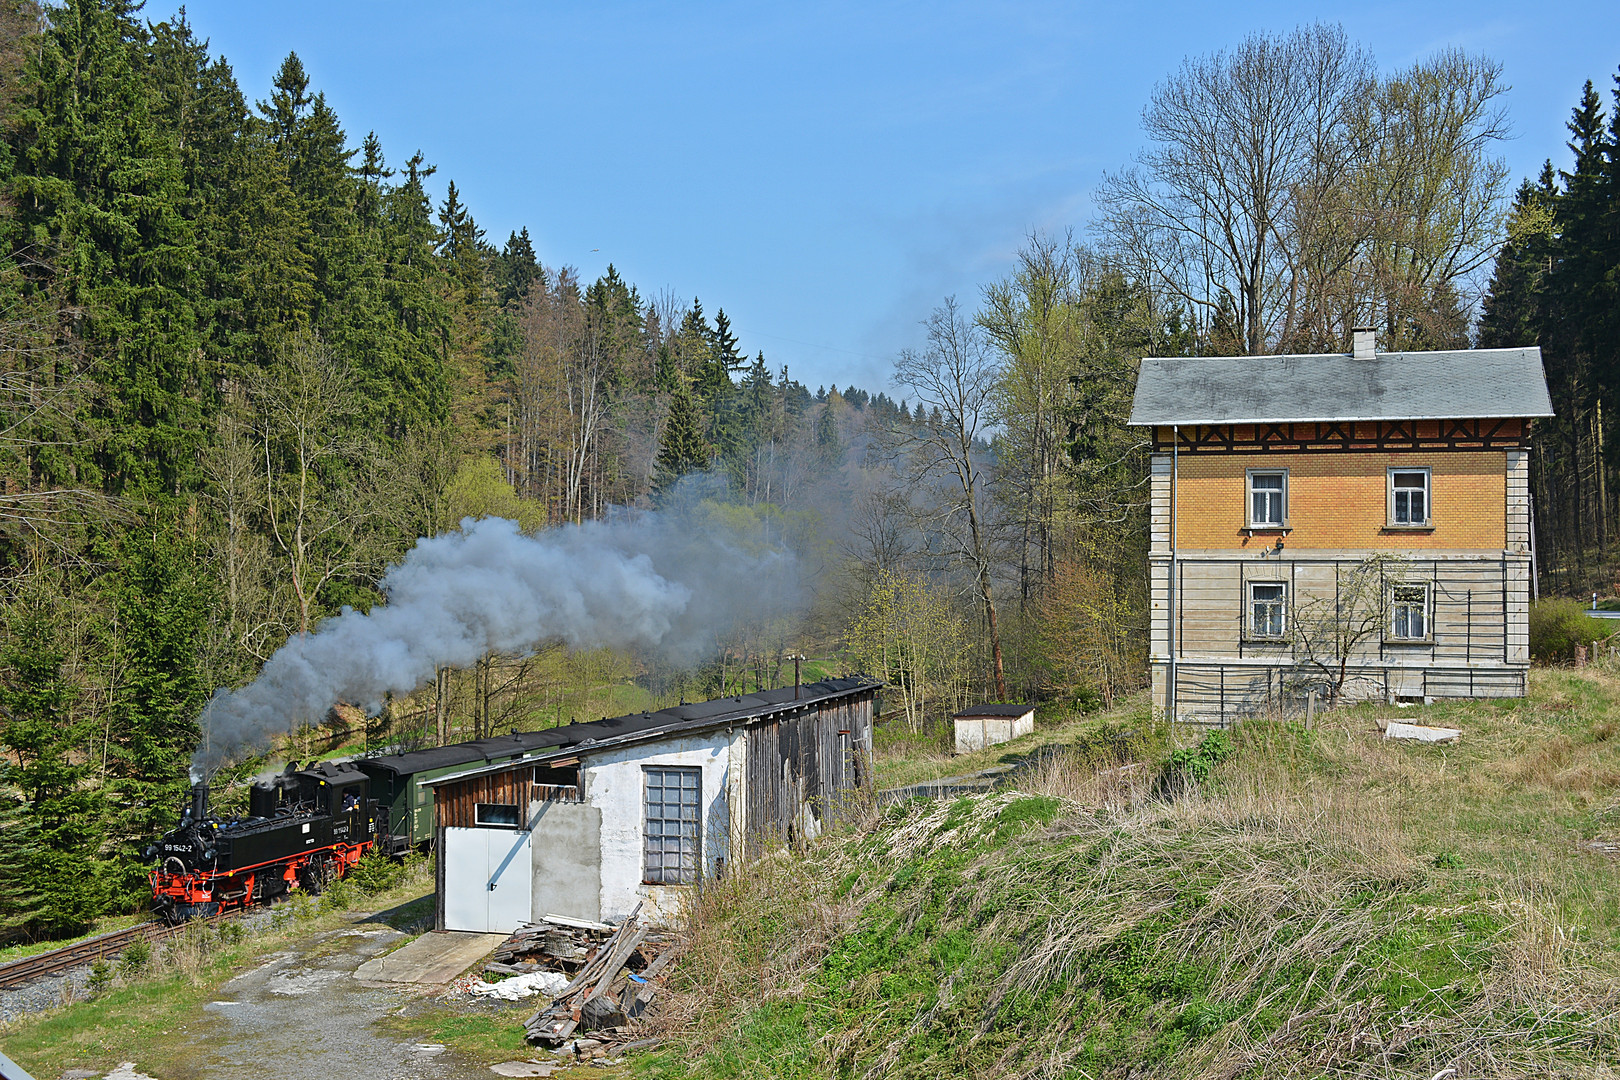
148,760,380,922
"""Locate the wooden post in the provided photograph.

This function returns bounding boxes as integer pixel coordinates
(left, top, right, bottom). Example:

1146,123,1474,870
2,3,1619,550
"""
1306,691,1316,729
1576,644,1589,668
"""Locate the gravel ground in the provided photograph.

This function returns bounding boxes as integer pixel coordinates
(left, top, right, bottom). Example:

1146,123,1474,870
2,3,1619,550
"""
180,924,495,1080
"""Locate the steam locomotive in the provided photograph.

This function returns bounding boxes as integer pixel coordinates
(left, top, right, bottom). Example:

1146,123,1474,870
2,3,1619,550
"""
147,760,382,922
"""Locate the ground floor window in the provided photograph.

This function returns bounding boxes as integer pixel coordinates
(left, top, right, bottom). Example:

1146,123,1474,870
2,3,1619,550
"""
643,766,701,885
1249,581,1287,639
1390,583,1429,640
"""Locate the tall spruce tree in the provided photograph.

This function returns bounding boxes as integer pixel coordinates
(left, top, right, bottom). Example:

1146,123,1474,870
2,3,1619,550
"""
5,0,205,499
653,387,710,498
105,529,209,900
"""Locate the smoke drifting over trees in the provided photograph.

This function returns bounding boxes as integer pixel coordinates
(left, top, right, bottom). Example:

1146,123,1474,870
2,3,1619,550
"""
195,495,803,772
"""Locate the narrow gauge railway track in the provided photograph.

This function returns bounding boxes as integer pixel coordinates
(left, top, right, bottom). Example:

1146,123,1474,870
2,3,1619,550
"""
0,913,234,991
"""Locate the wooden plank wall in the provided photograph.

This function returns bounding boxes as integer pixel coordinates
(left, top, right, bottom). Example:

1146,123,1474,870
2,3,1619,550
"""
1168,555,1518,666
433,767,580,829
744,691,875,859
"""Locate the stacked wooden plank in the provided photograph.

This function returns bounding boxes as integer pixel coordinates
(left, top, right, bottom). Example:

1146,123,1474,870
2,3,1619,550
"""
494,905,679,1048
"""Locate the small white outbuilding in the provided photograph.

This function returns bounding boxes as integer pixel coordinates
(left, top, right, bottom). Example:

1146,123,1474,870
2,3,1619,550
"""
952,704,1035,754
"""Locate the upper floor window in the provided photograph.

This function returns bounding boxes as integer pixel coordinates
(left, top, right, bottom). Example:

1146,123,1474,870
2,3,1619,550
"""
1247,470,1287,528
1390,583,1430,641
1389,468,1431,527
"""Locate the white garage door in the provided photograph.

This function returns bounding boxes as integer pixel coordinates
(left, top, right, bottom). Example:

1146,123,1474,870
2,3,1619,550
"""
443,826,533,933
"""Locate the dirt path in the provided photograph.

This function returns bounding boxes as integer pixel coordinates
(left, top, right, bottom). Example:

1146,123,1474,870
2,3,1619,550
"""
155,923,492,1080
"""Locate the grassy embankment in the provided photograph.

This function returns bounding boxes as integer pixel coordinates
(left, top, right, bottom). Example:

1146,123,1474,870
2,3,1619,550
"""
871,694,1155,791
648,669,1620,1078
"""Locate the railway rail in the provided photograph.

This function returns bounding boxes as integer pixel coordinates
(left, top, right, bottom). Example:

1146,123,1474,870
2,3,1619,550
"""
0,915,229,992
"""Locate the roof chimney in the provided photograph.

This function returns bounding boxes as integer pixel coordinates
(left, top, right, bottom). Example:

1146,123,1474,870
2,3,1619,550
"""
1351,327,1377,360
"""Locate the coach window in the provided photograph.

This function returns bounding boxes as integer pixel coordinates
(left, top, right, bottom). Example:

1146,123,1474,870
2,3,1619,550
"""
474,802,521,828
1388,468,1432,528
1246,469,1287,529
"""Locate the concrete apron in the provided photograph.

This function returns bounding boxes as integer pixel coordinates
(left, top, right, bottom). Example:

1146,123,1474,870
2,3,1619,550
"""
354,930,507,985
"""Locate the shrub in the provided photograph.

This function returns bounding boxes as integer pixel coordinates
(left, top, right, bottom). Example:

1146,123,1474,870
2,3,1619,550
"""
1160,730,1235,793
119,939,150,974
347,848,405,894
317,877,358,914
1529,598,1611,663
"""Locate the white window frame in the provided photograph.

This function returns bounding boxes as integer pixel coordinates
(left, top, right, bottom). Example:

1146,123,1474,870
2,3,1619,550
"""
643,765,702,886
1248,581,1288,640
1246,469,1288,529
474,802,521,829
1388,467,1432,528
1388,582,1431,642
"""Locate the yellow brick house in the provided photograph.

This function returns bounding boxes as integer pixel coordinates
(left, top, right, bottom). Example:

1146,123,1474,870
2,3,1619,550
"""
1128,330,1554,723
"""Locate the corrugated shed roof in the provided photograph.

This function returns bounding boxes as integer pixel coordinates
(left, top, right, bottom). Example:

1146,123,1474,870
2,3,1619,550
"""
419,676,882,787
357,731,571,777
1127,347,1554,426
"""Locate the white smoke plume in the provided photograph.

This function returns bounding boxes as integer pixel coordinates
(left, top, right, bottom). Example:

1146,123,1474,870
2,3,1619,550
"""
194,500,802,772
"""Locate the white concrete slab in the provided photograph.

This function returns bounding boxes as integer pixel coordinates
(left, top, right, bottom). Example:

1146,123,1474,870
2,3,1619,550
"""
1384,722,1462,743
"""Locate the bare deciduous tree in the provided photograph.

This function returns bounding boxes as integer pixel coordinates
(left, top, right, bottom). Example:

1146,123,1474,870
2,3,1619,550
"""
1098,25,1510,354
893,298,1008,699
1288,554,1411,704
254,333,385,637
1098,23,1371,354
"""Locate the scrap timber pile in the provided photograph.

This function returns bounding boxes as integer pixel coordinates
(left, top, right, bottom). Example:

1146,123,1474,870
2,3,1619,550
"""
481,904,678,1049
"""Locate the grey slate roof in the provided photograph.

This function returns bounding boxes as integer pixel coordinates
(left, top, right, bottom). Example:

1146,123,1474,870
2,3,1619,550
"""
1128,347,1553,426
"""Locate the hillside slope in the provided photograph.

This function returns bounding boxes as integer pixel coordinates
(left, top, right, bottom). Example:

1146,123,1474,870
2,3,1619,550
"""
650,671,1620,1079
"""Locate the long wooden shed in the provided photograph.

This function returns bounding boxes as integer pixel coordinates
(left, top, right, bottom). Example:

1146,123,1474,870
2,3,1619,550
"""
420,677,880,933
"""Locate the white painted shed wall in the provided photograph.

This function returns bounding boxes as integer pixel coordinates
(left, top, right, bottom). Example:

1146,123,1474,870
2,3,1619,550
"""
578,729,741,923
954,711,1035,753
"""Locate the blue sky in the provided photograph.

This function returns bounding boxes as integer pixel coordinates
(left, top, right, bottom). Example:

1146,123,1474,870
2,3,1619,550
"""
176,1,1620,393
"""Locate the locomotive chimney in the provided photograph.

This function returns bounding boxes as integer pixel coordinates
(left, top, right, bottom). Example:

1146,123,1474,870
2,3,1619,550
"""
189,783,209,824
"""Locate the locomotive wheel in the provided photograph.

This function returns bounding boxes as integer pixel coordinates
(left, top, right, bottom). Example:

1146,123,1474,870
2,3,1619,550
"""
301,854,333,895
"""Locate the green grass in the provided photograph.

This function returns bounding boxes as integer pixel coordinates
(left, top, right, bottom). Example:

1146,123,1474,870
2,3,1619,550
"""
656,669,1620,1079
0,867,443,1079
872,692,1156,790
0,912,149,965
378,1006,533,1058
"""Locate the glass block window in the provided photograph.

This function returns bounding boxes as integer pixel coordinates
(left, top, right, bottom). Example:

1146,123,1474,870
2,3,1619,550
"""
643,766,701,885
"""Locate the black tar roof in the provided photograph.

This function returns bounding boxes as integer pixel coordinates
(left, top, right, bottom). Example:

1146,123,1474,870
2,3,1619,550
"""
357,731,579,778
420,676,881,788
953,703,1035,718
